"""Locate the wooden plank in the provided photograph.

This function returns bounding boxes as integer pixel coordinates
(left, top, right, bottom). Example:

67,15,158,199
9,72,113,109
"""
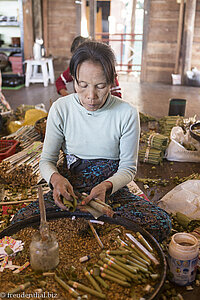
141,0,151,82
181,0,197,84
23,0,34,59
151,1,180,12
76,0,81,35
150,12,180,19
46,0,76,59
33,0,43,39
148,20,178,42
148,53,177,61
174,0,185,74
42,0,48,56
147,65,174,71
90,0,96,38
129,0,137,68
147,61,175,68
147,43,177,54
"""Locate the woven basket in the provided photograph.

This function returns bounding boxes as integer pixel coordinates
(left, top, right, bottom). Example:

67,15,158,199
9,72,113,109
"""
34,116,47,141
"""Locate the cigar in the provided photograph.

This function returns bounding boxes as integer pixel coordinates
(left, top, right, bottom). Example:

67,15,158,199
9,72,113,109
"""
88,221,104,249
126,233,159,265
55,275,80,298
100,272,131,287
83,267,102,293
68,280,106,299
100,266,128,282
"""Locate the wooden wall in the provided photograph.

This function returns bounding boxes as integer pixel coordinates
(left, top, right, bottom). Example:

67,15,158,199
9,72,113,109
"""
43,0,77,78
141,0,200,84
23,0,34,60
192,0,200,67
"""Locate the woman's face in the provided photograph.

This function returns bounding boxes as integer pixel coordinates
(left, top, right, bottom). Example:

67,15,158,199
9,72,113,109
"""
74,60,111,111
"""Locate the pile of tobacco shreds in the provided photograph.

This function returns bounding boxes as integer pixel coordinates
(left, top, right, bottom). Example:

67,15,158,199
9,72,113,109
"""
0,218,162,299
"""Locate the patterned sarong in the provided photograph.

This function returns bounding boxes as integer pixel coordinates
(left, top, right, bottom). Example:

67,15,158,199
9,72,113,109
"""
12,158,171,241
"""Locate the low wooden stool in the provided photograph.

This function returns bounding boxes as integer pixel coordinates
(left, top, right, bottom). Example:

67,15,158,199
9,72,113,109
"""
25,58,55,87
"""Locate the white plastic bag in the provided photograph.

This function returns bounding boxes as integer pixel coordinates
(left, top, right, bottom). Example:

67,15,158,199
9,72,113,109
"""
35,103,47,113
165,126,200,162
158,180,200,219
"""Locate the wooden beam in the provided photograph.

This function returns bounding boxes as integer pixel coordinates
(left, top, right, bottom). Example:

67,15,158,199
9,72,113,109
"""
174,0,185,74
140,0,151,82
42,0,48,56
129,0,137,68
90,0,96,38
33,0,43,40
23,0,34,59
181,0,197,84
76,1,82,36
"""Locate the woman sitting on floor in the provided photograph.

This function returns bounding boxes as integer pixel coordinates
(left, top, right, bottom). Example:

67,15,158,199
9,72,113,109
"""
13,40,171,242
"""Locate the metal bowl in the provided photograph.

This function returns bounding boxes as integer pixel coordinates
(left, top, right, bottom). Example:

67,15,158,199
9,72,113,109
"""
190,122,200,142
0,211,167,300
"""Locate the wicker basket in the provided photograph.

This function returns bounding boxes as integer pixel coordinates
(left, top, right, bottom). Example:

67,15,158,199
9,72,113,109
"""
34,116,47,141
0,139,19,162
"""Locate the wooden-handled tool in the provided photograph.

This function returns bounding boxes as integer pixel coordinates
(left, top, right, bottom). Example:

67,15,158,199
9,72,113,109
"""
38,185,49,241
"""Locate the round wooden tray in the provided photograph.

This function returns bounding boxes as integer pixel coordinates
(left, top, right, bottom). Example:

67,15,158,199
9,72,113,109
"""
0,211,166,300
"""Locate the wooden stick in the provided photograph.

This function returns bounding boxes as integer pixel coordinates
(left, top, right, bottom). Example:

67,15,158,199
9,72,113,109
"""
88,220,104,249
0,199,37,206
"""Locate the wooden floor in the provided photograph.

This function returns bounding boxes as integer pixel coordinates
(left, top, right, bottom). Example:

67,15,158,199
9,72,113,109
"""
2,77,200,300
3,75,200,119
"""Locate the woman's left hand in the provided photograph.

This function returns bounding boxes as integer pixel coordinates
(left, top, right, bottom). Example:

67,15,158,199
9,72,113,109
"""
81,181,112,205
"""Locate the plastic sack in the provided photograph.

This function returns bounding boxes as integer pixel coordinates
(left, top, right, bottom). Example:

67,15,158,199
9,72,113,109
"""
165,126,200,162
158,180,200,219
35,103,47,113
7,109,47,133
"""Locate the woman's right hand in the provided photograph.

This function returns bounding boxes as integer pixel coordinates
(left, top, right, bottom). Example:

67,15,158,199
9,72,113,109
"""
50,172,77,210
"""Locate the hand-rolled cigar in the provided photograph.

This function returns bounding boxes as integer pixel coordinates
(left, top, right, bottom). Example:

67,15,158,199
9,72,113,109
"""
102,257,137,280
43,272,56,276
127,253,150,266
55,275,80,298
105,254,138,274
129,243,151,264
126,255,148,268
88,221,104,249
106,249,131,256
126,233,159,265
89,199,114,218
117,238,128,247
116,256,148,274
127,261,149,273
79,255,91,263
100,272,131,287
100,266,128,281
136,232,153,252
115,255,129,264
83,267,102,293
90,266,100,277
68,280,106,299
94,275,110,289
117,239,133,252
82,193,115,218
7,282,31,294
98,261,128,281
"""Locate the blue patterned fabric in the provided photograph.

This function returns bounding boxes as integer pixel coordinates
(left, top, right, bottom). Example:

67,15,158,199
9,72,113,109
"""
12,158,171,242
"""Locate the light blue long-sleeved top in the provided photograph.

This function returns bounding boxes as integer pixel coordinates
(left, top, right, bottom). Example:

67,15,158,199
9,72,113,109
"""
39,93,140,194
